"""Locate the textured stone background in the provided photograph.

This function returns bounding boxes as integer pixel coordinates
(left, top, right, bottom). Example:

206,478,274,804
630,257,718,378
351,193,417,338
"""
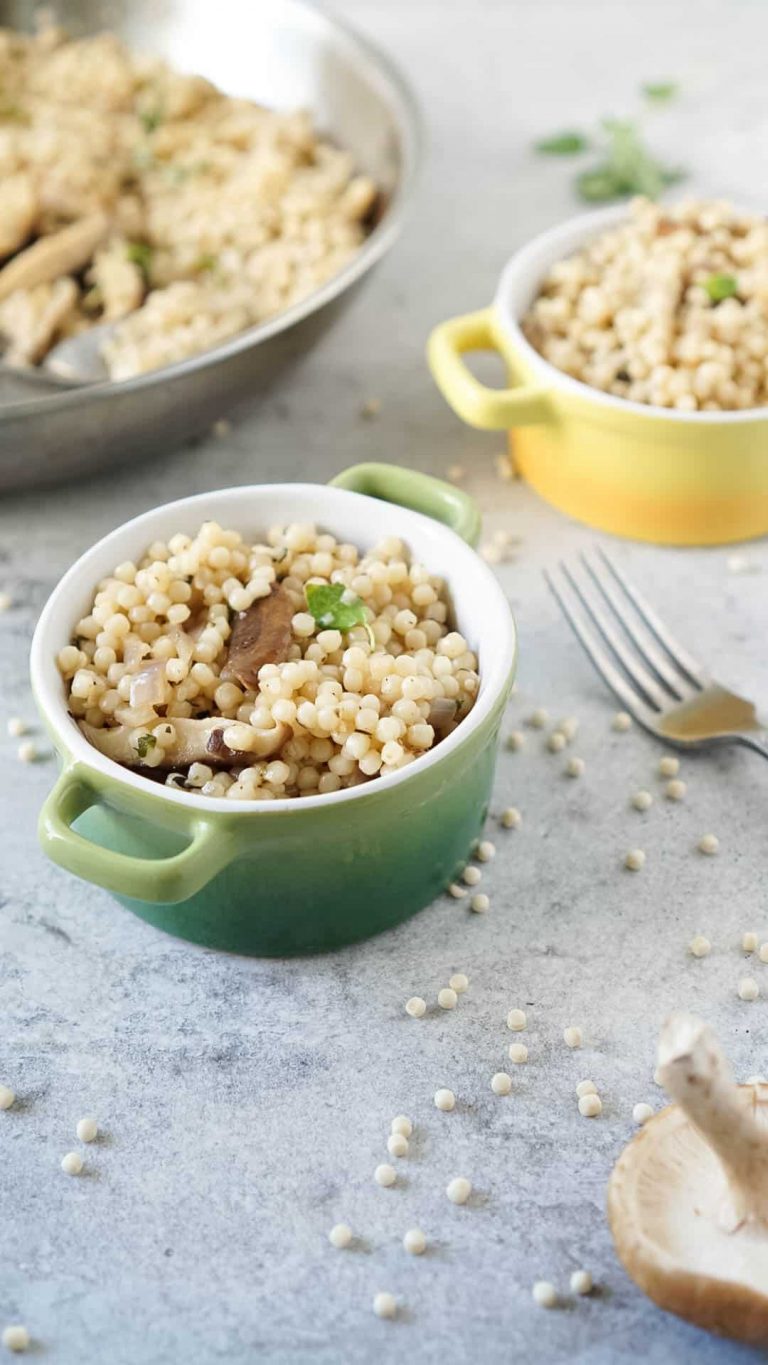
2,1,768,1360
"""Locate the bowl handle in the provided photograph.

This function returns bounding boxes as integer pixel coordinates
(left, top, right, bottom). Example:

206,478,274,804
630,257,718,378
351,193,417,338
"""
330,462,481,546
39,764,231,904
427,307,550,429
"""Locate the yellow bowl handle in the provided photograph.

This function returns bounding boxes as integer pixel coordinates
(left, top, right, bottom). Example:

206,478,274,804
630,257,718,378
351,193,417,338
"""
428,307,550,429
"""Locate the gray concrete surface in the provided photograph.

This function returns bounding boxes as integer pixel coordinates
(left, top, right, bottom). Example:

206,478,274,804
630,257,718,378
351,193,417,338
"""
2,1,768,1360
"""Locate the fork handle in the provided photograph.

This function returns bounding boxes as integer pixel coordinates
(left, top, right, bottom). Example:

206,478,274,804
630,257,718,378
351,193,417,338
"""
737,734,768,760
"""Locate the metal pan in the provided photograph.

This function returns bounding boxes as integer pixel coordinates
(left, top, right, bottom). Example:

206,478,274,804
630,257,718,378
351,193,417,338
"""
0,0,420,491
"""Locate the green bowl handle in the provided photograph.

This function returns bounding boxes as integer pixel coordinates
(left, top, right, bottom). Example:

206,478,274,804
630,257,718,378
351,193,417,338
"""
330,462,481,546
39,765,230,904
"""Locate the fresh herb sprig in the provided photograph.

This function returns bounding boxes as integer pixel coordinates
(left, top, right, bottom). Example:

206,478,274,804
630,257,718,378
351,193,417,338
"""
575,118,683,203
305,583,375,648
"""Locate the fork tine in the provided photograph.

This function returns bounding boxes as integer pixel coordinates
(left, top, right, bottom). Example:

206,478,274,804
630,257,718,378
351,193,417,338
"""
580,550,694,702
596,545,705,689
560,562,669,710
545,568,656,725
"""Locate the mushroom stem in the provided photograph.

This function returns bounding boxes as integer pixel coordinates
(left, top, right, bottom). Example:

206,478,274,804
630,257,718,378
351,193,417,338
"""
658,1012,768,1230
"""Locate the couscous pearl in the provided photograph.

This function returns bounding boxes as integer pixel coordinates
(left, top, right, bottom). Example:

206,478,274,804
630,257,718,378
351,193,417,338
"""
558,717,579,742
76,1117,98,1143
565,756,585,778
527,708,549,729
1,1326,29,1353
446,1177,471,1204
659,755,680,777
0,1085,15,1110
6,718,25,737
507,730,525,751
570,1270,593,1296
532,1282,557,1309
391,1116,413,1138
699,834,719,855
547,731,566,753
576,1080,597,1098
387,1133,409,1158
743,932,759,953
507,1008,527,1031
633,1103,654,1125
405,996,427,1018
374,1164,396,1187
0,592,11,611
665,779,687,801
499,808,521,833
578,1094,602,1118
508,1043,528,1064
612,711,632,732
471,893,490,913
328,1223,352,1248
625,849,646,871
373,1292,397,1319
17,741,37,763
438,987,458,1010
563,1026,582,1048
462,866,482,887
476,840,496,862
448,883,467,899
689,935,712,958
434,1088,456,1112
759,943,768,963
449,973,469,994
632,790,653,811
403,1227,427,1255
491,1072,512,1096
61,1152,83,1175
739,977,760,1001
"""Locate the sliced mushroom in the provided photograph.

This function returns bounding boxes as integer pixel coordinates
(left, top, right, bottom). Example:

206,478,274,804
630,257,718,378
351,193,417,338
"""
608,1012,768,1344
80,716,288,770
220,583,295,690
0,212,109,303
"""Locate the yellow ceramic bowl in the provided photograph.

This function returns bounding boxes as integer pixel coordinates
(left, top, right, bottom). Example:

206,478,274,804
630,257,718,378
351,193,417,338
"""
428,206,768,545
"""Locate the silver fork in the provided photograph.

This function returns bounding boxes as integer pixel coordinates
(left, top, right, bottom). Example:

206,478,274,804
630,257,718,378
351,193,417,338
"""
545,546,768,758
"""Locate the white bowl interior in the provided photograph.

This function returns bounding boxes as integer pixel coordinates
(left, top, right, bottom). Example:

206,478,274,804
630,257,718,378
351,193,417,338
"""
31,483,515,814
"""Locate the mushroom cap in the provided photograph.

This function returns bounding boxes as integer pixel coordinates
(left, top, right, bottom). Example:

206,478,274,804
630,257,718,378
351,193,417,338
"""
608,1085,768,1343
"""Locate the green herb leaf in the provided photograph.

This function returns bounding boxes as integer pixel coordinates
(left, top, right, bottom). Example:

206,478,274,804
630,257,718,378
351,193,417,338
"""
575,167,624,202
575,119,684,203
305,582,374,646
136,733,157,759
194,253,218,273
703,272,739,303
642,81,678,102
139,105,163,134
125,241,153,278
534,130,590,156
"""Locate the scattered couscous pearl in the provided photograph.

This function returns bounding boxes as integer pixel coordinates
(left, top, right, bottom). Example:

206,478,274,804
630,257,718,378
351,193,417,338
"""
0,1085,15,1110
665,779,687,801
508,1042,528,1064
476,840,496,862
449,973,469,994
578,1093,602,1118
759,943,768,964
527,708,549,729
76,1117,98,1143
738,977,760,1002
462,865,482,887
576,1080,597,1098
689,935,712,958
0,592,12,612
570,1270,593,1296
659,755,680,777
491,1071,512,1096
558,717,579,742
507,730,525,751
507,1008,527,1031
17,740,37,763
6,718,25,737
387,1133,409,1158
446,1177,471,1204
403,1227,427,1255
500,806,521,829
374,1163,397,1187
328,1223,353,1248
624,849,646,871
698,833,719,855
446,464,466,483
742,932,759,953
437,987,458,1010
565,756,585,778
480,541,503,565
547,731,566,753
61,1152,83,1175
372,1292,397,1319
633,1103,654,1125
448,883,467,899
632,790,653,812
405,996,427,1018
1,1326,29,1353
563,1026,583,1048
612,711,632,732
391,1116,413,1138
434,1088,456,1112
471,893,489,913
653,1067,663,1086
532,1281,557,1308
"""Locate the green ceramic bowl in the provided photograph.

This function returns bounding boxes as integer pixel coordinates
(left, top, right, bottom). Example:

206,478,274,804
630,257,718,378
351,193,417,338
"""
32,463,516,955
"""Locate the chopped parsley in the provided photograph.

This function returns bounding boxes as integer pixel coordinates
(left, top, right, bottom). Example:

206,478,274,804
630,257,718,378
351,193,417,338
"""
534,131,589,156
642,82,678,102
135,733,157,759
194,253,218,273
125,241,153,278
305,582,375,647
139,105,163,134
703,273,739,303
